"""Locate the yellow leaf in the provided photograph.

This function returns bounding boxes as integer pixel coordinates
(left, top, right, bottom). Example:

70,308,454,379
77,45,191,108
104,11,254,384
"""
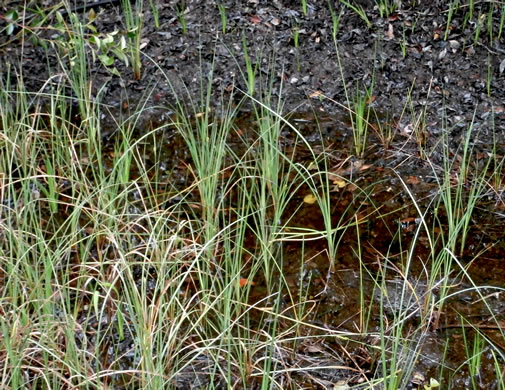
424,378,440,389
333,178,347,188
303,194,317,204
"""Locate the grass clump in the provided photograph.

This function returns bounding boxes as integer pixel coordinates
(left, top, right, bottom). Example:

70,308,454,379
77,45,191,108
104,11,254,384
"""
2,2,505,389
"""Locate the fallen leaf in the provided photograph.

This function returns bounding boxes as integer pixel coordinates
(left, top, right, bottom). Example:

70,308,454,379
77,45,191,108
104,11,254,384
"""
333,177,347,188
249,14,261,24
411,371,425,385
365,95,376,104
308,90,323,98
406,176,421,185
239,278,256,287
303,193,317,204
449,39,460,52
305,344,324,353
401,123,414,136
385,23,394,39
424,378,440,389
329,159,364,177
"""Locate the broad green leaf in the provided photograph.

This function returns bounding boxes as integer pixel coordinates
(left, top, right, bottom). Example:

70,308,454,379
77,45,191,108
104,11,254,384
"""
87,23,97,33
90,35,101,49
5,9,18,22
99,54,114,66
88,8,96,22
102,34,114,45
112,47,129,66
109,67,121,76
120,35,127,50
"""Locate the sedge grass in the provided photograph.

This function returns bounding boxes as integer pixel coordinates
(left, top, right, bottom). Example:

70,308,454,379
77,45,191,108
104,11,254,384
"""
121,0,144,79
462,324,484,389
340,0,372,28
217,3,227,34
3,7,505,388
499,4,505,39
445,0,459,40
328,1,343,41
148,0,159,29
301,0,307,16
376,0,398,18
176,1,187,34
433,113,490,258
241,34,258,95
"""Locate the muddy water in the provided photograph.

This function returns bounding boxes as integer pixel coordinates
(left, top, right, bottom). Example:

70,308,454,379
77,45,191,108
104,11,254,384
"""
279,117,505,388
101,108,505,388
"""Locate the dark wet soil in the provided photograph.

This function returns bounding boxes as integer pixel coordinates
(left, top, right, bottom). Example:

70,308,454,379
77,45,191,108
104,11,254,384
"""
2,0,505,389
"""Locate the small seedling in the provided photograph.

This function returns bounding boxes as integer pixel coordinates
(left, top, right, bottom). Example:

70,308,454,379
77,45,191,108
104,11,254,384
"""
498,5,505,39
444,0,459,40
351,83,372,157
292,26,300,71
461,0,476,33
328,1,342,40
473,12,486,45
400,25,407,57
461,325,484,389
487,54,492,97
468,0,475,21
301,0,307,15
340,0,372,28
376,0,398,18
292,26,300,48
486,4,492,42
371,110,395,150
149,0,159,29
42,158,58,214
217,3,227,33
242,34,256,95
121,0,144,80
176,1,187,34
3,8,19,35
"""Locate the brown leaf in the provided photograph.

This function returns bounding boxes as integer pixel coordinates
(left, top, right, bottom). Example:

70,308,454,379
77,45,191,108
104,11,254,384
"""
239,278,256,287
304,344,324,353
358,164,372,172
365,95,376,104
308,90,323,98
385,23,394,39
330,159,364,177
406,176,421,185
249,14,261,24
